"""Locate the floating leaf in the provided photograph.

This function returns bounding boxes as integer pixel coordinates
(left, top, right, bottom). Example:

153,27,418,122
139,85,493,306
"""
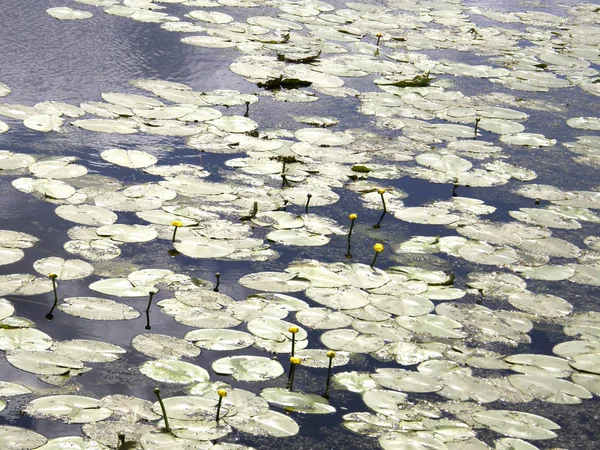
140,360,210,384
24,396,112,423
212,355,284,381
472,410,560,440
58,297,140,320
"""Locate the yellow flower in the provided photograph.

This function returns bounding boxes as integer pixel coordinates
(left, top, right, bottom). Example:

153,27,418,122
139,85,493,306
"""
171,220,183,227
376,33,383,38
290,356,301,365
373,243,384,253
377,188,386,195
217,389,227,398
288,326,299,334
49,273,57,279
348,213,357,220
327,351,336,358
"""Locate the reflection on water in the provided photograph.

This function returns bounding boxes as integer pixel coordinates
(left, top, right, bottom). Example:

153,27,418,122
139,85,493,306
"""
0,0,242,104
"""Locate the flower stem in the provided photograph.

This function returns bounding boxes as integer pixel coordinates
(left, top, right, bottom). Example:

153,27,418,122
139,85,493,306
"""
153,388,170,433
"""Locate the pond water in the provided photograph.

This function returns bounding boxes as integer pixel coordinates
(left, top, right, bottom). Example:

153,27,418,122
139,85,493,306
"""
1,0,600,449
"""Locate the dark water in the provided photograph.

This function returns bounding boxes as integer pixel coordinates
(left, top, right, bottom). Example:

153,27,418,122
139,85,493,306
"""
1,0,600,449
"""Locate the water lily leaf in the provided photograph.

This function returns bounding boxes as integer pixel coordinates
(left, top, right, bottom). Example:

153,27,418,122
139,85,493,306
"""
140,359,210,384
23,114,64,132
58,297,140,320
305,286,369,309
212,355,284,381
47,7,92,19
72,119,138,134
140,431,214,449
0,274,53,296
458,242,518,266
175,308,242,329
100,149,157,168
7,349,83,375
0,425,47,449
321,329,384,353
173,236,236,258
102,92,164,109
151,395,216,421
519,237,580,258
185,329,255,351
225,410,298,437
507,292,572,318
395,207,460,225
296,307,352,329
0,248,23,266
238,271,310,292
0,381,30,397
33,257,94,280
96,224,158,243
569,353,600,374
82,420,156,448
371,368,443,393
396,315,466,339
12,177,76,199
553,340,600,359
500,133,556,147
0,298,14,321
64,239,122,261
379,432,447,450
370,293,434,317
0,328,53,352
52,339,125,363
505,354,572,378
472,410,560,440
567,117,600,131
89,278,153,297
266,229,330,246
187,9,233,23
0,151,35,170
167,418,231,441
282,187,340,207
25,395,112,424
261,388,335,414
31,436,107,450
132,333,201,359
494,438,540,450
437,373,500,403
208,116,257,133
247,317,307,341
294,349,350,369
295,128,354,146
509,374,592,404
416,153,472,174
55,205,118,226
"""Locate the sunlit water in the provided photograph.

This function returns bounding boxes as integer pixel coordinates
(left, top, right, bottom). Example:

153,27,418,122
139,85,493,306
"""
1,0,600,449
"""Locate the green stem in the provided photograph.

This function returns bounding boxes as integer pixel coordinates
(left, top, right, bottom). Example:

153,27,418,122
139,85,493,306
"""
291,334,296,357
216,397,223,422
51,277,58,305
380,192,387,212
146,292,155,315
171,227,178,243
213,273,220,292
153,388,170,432
370,252,379,268
324,357,334,397
305,193,312,213
287,364,296,391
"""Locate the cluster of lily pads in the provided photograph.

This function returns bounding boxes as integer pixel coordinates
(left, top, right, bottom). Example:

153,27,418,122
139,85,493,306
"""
1,0,600,449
